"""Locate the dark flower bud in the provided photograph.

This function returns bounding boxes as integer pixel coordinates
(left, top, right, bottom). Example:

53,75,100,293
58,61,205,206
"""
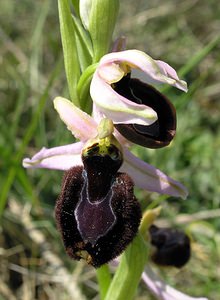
55,135,141,268
149,225,191,268
114,74,176,148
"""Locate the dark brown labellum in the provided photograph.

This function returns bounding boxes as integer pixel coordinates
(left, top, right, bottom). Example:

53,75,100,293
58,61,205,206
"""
149,225,191,268
55,153,141,268
114,74,176,148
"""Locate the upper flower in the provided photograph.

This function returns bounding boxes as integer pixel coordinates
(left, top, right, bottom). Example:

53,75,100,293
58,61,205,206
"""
90,49,187,148
23,97,188,199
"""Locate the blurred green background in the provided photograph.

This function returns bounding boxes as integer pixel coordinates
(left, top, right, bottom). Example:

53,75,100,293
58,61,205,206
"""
0,0,220,299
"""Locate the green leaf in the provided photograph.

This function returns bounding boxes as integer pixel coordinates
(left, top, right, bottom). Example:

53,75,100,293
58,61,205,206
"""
58,0,80,106
72,14,93,72
105,234,148,300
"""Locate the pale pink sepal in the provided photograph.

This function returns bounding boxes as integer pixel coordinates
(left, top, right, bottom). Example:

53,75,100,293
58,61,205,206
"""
142,266,208,300
54,97,97,141
121,148,188,199
22,142,83,170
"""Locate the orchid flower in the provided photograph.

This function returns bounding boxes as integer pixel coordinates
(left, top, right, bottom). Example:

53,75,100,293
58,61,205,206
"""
90,49,187,148
23,97,187,199
90,49,187,125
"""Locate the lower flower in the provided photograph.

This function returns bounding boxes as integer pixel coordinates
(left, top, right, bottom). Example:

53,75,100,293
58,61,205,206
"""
23,97,188,199
149,225,191,268
55,121,141,267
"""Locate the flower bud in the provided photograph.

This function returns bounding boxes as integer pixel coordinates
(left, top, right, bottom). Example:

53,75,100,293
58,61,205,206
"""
81,0,120,62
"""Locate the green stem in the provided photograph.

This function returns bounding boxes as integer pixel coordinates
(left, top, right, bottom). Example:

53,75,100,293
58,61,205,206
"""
105,234,148,300
96,264,112,300
77,63,98,112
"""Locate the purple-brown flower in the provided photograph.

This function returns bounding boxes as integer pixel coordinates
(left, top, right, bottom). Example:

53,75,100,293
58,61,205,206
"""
55,119,142,267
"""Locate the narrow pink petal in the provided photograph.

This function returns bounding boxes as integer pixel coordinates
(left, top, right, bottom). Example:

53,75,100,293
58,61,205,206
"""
98,50,187,91
54,97,97,141
90,71,158,125
142,266,208,300
22,142,84,170
121,148,188,199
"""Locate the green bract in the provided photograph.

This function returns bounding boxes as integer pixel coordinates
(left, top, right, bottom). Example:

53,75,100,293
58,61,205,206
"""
81,0,120,62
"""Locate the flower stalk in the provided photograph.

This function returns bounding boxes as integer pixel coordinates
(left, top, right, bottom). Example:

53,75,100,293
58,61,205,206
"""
96,265,112,300
105,234,148,300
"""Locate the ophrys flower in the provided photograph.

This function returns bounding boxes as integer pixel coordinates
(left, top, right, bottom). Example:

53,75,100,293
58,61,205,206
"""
23,97,188,199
